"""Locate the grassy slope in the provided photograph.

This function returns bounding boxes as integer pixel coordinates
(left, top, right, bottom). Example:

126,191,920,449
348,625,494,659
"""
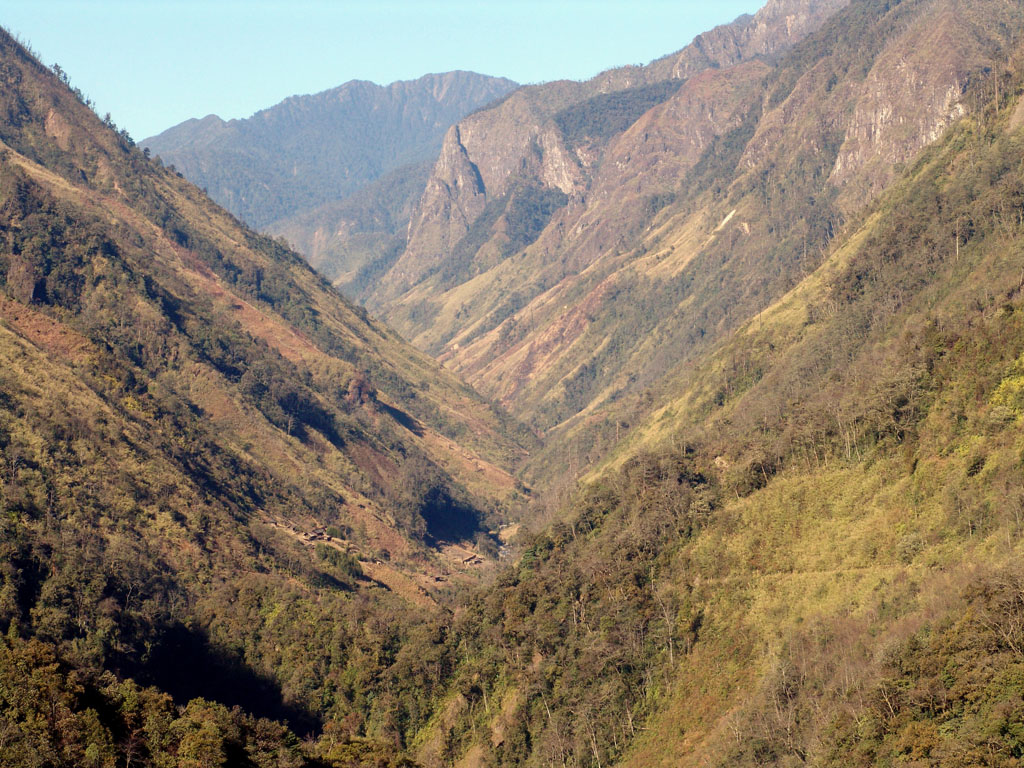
400,63,1024,768
381,0,1022,505
617,76,1024,766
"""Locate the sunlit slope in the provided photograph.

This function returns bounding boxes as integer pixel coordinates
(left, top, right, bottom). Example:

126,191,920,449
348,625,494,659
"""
376,0,1020,495
401,53,1024,768
617,81,1024,768
379,0,850,303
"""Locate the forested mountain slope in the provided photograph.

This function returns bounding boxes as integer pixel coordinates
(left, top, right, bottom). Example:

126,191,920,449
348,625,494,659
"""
0,28,532,765
269,160,434,294
8,0,1024,766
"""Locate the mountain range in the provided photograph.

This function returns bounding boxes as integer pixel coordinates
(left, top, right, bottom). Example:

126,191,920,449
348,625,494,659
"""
6,0,1024,765
142,72,518,293
373,0,1010,484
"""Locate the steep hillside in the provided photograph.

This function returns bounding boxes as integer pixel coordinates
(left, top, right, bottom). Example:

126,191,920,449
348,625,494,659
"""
142,71,517,232
374,0,1020,495
9,2,1024,767
0,28,532,765
377,0,850,303
397,47,1024,768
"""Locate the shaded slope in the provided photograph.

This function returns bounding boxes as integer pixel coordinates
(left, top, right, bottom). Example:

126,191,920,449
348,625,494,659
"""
268,160,433,299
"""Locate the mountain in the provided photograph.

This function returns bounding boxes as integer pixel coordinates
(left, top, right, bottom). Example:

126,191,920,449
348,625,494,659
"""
141,73,517,301
0,28,533,765
383,2,1024,765
268,160,434,294
376,0,850,302
367,0,1019,492
9,0,1024,766
143,71,517,231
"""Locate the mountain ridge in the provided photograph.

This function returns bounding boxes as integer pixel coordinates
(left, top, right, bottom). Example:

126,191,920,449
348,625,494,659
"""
379,0,852,303
365,0,1019,497
143,70,518,230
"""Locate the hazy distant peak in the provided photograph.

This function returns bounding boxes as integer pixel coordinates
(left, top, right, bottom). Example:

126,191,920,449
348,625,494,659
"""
141,70,519,229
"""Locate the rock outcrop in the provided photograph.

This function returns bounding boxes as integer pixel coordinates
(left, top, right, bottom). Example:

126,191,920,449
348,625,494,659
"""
384,0,853,305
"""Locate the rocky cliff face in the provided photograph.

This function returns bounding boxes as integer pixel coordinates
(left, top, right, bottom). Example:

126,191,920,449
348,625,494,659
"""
378,88,579,299
386,126,489,288
654,0,851,79
827,0,1015,207
381,0,852,307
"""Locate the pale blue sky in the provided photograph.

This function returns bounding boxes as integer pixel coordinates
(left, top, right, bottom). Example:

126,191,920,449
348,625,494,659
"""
4,1,762,141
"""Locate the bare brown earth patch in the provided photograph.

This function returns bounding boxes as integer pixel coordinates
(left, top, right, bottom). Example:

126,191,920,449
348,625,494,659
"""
0,295,93,362
43,108,72,150
420,429,518,495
